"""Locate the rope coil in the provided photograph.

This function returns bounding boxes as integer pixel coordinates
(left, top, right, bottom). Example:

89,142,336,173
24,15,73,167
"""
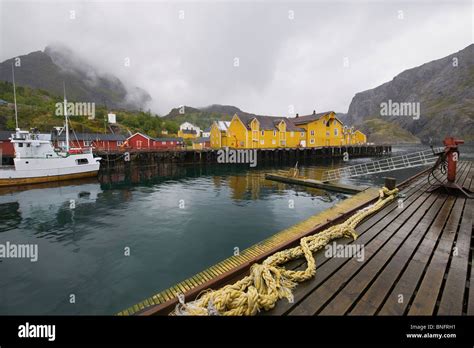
173,186,398,316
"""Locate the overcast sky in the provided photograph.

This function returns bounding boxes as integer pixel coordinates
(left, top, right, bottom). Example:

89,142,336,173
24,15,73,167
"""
0,0,472,116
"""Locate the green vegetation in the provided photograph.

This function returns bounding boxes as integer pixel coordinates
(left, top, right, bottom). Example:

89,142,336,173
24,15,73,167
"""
163,109,232,129
0,81,179,137
361,118,420,144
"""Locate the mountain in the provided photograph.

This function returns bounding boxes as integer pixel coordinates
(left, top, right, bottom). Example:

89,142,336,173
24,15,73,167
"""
163,104,258,129
0,45,151,111
346,44,474,143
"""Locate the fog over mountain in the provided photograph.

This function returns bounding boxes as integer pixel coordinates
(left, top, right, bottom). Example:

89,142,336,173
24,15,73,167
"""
0,44,151,110
0,1,471,116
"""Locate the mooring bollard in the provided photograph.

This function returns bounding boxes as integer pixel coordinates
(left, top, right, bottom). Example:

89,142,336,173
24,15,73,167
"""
384,177,396,190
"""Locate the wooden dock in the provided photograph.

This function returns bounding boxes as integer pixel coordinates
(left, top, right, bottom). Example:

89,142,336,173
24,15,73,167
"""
120,160,473,316
95,144,391,170
264,160,473,316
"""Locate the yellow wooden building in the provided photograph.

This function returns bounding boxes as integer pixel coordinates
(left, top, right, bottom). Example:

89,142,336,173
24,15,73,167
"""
210,111,366,149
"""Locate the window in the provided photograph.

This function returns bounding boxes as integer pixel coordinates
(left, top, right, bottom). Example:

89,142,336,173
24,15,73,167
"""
290,131,294,137
310,130,315,136
84,140,91,147
19,143,23,147
117,141,123,146
301,132,305,137
334,128,338,136
326,131,330,137
272,139,276,145
26,143,31,147
76,158,89,165
240,141,244,146
253,130,258,140
273,130,276,137
162,141,166,145
310,139,315,144
260,140,264,145
137,140,142,148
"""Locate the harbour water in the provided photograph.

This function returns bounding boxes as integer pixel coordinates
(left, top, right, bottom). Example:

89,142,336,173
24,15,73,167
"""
0,144,472,314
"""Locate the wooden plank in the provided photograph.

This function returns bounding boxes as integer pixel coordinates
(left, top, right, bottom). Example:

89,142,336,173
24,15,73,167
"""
264,171,441,315
438,198,472,314
407,164,473,315
408,198,465,315
287,162,470,316
441,166,473,315
378,163,471,315
289,192,439,315
318,192,444,315
349,194,451,315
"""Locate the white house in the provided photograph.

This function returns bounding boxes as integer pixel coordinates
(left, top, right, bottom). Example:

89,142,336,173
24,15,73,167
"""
179,122,201,136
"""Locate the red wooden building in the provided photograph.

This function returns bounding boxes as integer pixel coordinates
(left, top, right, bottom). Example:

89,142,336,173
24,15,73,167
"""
125,133,184,150
0,130,15,161
54,132,127,151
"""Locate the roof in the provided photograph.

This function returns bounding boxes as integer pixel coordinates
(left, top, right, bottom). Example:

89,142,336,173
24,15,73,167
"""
215,121,231,131
152,137,184,142
236,114,305,132
292,111,334,125
203,127,211,132
55,132,127,141
192,137,210,143
0,99,8,104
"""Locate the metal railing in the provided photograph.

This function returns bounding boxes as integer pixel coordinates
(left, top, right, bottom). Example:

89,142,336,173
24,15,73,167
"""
321,148,443,182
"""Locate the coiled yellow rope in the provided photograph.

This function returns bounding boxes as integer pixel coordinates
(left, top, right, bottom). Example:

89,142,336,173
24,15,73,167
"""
173,186,398,316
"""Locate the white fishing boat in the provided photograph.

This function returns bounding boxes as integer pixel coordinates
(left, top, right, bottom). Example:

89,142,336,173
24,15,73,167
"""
0,65,101,187
0,129,101,187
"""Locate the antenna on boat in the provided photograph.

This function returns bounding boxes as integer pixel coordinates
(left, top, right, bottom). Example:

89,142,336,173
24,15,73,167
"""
63,82,69,152
11,63,19,130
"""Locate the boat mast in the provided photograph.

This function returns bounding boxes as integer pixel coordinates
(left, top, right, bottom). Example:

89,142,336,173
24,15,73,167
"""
11,64,18,130
63,82,69,152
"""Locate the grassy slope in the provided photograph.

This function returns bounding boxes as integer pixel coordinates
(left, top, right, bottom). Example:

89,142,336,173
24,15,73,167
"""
0,81,179,137
360,118,420,144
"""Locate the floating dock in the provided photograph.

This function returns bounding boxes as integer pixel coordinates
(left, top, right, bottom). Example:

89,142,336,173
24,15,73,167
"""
264,173,368,194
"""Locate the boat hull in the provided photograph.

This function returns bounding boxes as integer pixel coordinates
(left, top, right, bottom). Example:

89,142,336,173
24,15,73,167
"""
0,170,99,187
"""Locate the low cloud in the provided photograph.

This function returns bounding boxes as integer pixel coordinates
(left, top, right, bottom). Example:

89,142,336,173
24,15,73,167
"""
0,0,471,115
